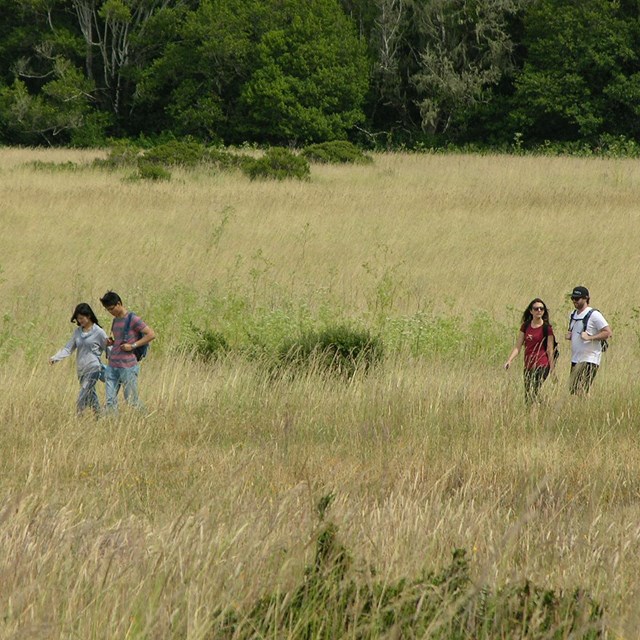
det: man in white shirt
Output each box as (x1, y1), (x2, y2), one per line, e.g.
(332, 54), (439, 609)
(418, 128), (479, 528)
(565, 286), (612, 395)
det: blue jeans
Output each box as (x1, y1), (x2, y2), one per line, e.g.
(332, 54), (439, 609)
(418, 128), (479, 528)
(105, 365), (142, 413)
(77, 370), (101, 415)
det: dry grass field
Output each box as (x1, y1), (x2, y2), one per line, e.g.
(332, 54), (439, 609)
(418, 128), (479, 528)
(1, 146), (640, 638)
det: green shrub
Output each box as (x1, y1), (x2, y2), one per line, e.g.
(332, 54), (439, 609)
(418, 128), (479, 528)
(188, 325), (229, 361)
(277, 325), (383, 377)
(142, 140), (207, 167)
(205, 146), (246, 170)
(241, 147), (310, 181)
(93, 141), (141, 169)
(130, 160), (172, 181)
(302, 140), (373, 164)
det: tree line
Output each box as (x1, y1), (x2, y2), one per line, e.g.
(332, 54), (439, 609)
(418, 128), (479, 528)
(1, 0), (640, 150)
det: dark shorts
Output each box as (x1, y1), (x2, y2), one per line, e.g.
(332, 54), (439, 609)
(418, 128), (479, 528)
(569, 362), (599, 395)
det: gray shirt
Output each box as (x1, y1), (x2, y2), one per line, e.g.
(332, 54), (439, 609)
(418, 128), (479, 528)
(51, 325), (108, 377)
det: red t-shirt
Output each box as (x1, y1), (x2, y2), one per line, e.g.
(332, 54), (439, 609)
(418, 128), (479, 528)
(520, 323), (553, 369)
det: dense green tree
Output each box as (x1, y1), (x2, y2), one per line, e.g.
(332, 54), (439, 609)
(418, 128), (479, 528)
(138, 0), (368, 144)
(238, 0), (369, 143)
(135, 0), (264, 140)
(0, 61), (108, 145)
(409, 0), (521, 136)
(511, 0), (640, 143)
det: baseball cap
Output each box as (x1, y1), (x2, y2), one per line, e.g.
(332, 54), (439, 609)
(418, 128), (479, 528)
(570, 286), (589, 299)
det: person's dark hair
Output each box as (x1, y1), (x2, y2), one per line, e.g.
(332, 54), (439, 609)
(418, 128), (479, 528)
(70, 302), (101, 327)
(521, 298), (550, 327)
(100, 291), (122, 308)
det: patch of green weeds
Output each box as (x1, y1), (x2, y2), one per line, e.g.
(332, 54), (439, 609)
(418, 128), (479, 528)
(186, 324), (229, 361)
(24, 160), (82, 172)
(276, 324), (383, 378)
(216, 508), (605, 639)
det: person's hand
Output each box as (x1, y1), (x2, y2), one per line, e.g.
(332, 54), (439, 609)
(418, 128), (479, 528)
(106, 336), (114, 346)
(49, 358), (55, 366)
(121, 343), (133, 352)
(504, 361), (511, 370)
(580, 331), (591, 341)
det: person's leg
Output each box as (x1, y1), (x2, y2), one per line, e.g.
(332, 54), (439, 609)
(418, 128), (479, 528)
(85, 370), (101, 415)
(524, 368), (535, 405)
(77, 371), (99, 414)
(581, 363), (598, 394)
(570, 362), (598, 395)
(121, 365), (143, 410)
(105, 366), (122, 414)
(531, 366), (549, 403)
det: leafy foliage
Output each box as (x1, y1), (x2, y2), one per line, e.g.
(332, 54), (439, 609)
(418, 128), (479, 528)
(277, 325), (383, 378)
(187, 325), (229, 361)
(510, 0), (640, 144)
(142, 139), (207, 167)
(241, 147), (310, 181)
(302, 140), (373, 164)
(132, 160), (171, 181)
(238, 0), (369, 143)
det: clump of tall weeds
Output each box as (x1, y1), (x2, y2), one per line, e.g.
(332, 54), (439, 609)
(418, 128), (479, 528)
(276, 325), (383, 378)
(215, 495), (605, 638)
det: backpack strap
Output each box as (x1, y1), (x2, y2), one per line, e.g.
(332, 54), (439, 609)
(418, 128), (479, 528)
(123, 311), (134, 342)
(569, 309), (596, 332)
(581, 309), (596, 332)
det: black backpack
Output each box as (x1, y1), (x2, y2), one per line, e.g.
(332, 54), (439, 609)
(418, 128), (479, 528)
(569, 309), (609, 352)
(112, 312), (149, 361)
(542, 323), (560, 363)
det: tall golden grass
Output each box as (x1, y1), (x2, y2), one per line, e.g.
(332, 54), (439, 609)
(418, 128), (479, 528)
(1, 147), (640, 637)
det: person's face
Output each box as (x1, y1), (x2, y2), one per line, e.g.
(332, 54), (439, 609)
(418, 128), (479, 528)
(571, 296), (587, 312)
(104, 302), (123, 317)
(76, 314), (92, 329)
(530, 302), (545, 318)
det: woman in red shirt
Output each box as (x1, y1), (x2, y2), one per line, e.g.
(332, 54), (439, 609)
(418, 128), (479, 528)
(504, 298), (555, 404)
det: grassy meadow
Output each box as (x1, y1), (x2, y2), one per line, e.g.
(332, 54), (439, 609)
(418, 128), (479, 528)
(1, 146), (640, 637)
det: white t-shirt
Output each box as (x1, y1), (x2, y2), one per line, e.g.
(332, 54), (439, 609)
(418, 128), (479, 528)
(568, 307), (609, 365)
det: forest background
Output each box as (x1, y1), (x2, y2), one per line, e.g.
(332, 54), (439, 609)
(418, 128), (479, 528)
(2, 0), (640, 152)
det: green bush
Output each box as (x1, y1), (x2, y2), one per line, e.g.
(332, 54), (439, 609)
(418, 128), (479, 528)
(142, 139), (207, 167)
(216, 523), (605, 639)
(277, 325), (383, 377)
(241, 147), (310, 181)
(205, 147), (246, 170)
(302, 140), (373, 164)
(188, 325), (229, 361)
(131, 160), (172, 181)
(93, 141), (141, 169)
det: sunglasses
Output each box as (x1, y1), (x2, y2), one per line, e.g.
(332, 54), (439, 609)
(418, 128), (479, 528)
(531, 306), (545, 311)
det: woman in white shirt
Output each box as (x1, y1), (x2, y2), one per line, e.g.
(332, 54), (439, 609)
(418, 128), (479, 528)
(50, 303), (108, 415)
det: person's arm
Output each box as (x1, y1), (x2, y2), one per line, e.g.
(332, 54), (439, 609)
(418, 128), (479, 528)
(580, 311), (612, 342)
(121, 322), (156, 352)
(49, 334), (77, 365)
(547, 329), (555, 372)
(504, 331), (525, 370)
(98, 328), (108, 353)
(580, 325), (612, 342)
